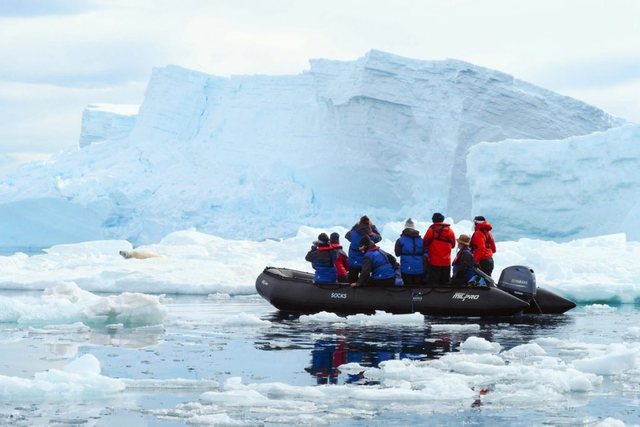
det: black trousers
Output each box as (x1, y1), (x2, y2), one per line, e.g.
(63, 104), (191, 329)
(347, 268), (361, 283)
(478, 257), (494, 277)
(428, 264), (451, 286)
(402, 273), (424, 286)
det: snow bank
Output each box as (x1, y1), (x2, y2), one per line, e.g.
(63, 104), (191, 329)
(0, 225), (639, 304)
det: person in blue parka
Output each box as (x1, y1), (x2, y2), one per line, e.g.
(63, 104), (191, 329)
(350, 236), (397, 287)
(305, 233), (337, 284)
(345, 215), (382, 283)
(394, 218), (425, 285)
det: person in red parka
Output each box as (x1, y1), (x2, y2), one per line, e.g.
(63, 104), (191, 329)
(423, 212), (456, 286)
(329, 232), (349, 282)
(470, 215), (497, 276)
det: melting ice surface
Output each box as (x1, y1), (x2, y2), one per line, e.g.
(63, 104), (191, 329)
(0, 225), (639, 425)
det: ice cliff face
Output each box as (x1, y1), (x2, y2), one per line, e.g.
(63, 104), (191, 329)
(79, 104), (138, 148)
(467, 124), (640, 241)
(0, 50), (626, 247)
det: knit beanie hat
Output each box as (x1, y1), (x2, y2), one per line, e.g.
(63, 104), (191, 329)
(404, 218), (415, 229)
(317, 233), (329, 244)
(329, 232), (340, 244)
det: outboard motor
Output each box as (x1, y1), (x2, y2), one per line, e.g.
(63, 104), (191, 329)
(497, 266), (537, 301)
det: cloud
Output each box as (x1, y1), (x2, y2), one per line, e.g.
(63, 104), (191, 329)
(1, 0), (639, 154)
(532, 56), (640, 90)
(0, 81), (146, 152)
(561, 79), (640, 123)
(0, 0), (102, 17)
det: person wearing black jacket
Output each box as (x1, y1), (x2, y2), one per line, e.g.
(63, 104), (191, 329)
(451, 234), (475, 286)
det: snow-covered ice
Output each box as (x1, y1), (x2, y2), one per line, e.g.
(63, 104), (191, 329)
(0, 223), (639, 305)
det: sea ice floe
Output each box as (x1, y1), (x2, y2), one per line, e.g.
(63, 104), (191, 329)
(0, 282), (166, 327)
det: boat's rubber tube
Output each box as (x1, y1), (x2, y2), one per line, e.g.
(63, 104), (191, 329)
(256, 267), (530, 316)
(525, 287), (577, 314)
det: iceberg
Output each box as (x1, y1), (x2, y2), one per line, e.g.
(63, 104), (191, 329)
(0, 50), (623, 248)
(468, 124), (640, 241)
(78, 103), (138, 148)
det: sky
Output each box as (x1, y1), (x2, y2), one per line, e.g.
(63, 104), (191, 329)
(0, 0), (638, 154)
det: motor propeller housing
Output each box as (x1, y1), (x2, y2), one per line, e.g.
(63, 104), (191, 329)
(497, 265), (537, 301)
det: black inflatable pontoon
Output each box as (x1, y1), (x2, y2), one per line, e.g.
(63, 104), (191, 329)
(256, 266), (576, 317)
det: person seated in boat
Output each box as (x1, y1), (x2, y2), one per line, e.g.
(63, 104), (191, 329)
(345, 215), (382, 283)
(423, 212), (456, 286)
(329, 232), (349, 283)
(470, 215), (497, 276)
(350, 236), (397, 288)
(394, 218), (425, 286)
(305, 233), (338, 284)
(451, 234), (475, 286)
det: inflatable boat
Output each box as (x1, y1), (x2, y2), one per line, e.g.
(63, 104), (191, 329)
(256, 266), (576, 317)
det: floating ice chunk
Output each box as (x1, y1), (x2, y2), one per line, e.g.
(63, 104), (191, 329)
(189, 413), (249, 426)
(595, 418), (627, 427)
(219, 313), (270, 327)
(0, 282), (166, 327)
(502, 343), (547, 360)
(459, 336), (502, 353)
(299, 311), (344, 323)
(300, 310), (424, 326)
(0, 354), (124, 400)
(572, 344), (638, 375)
(429, 323), (481, 332)
(585, 304), (617, 314)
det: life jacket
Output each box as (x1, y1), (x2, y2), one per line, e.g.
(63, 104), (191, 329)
(423, 223), (455, 267)
(346, 223), (380, 269)
(347, 228), (366, 268)
(470, 222), (496, 263)
(330, 243), (349, 278)
(365, 248), (396, 280)
(452, 247), (475, 282)
(398, 234), (424, 275)
(311, 245), (337, 284)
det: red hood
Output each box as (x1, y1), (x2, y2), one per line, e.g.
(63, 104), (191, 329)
(475, 222), (493, 232)
(432, 222), (451, 228)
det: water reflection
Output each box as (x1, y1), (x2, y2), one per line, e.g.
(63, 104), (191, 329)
(257, 312), (574, 385)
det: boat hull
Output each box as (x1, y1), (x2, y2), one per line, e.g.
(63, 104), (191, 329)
(256, 267), (531, 317)
(525, 287), (577, 314)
